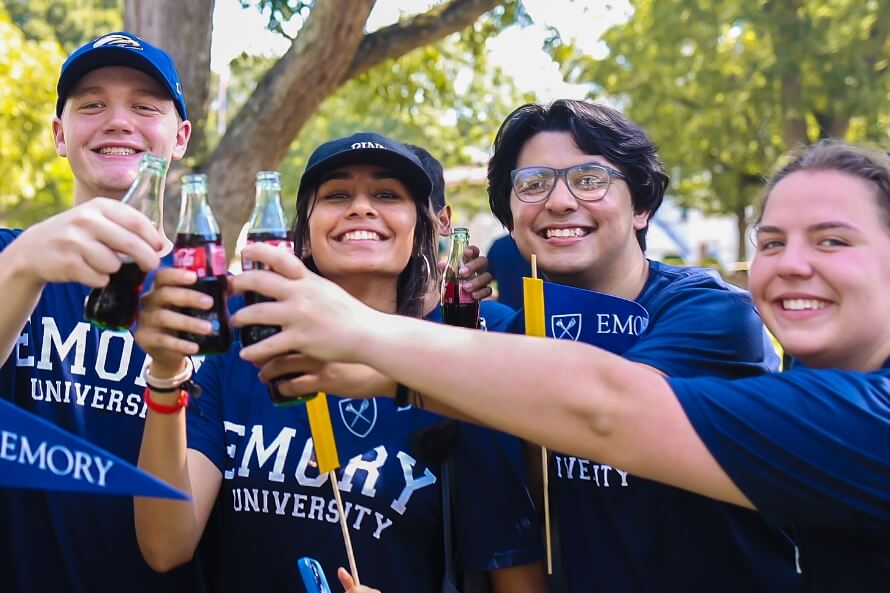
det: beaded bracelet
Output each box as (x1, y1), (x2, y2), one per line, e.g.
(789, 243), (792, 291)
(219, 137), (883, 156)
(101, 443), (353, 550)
(143, 358), (194, 393)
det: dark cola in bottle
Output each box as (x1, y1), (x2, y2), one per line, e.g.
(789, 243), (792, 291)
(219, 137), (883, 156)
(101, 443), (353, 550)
(241, 171), (294, 347)
(84, 153), (166, 331)
(441, 227), (479, 329)
(172, 174), (232, 355)
(240, 172), (316, 406)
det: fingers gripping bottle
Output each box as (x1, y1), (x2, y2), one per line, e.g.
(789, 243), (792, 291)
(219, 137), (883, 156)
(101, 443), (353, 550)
(440, 227), (480, 329)
(84, 153), (167, 331)
(241, 171), (294, 347)
(172, 174), (232, 355)
(239, 172), (315, 406)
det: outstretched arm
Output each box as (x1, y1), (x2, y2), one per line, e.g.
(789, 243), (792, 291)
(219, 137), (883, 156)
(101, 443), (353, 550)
(0, 198), (163, 362)
(230, 244), (751, 508)
(134, 267), (222, 571)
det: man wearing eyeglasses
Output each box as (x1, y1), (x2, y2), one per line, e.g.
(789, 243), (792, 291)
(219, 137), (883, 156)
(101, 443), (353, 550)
(486, 100), (796, 593)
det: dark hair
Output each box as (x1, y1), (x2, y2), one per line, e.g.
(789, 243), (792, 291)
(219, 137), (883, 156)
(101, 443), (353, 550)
(292, 166), (438, 318)
(757, 140), (890, 229)
(405, 144), (446, 211)
(401, 144), (460, 462)
(487, 99), (669, 251)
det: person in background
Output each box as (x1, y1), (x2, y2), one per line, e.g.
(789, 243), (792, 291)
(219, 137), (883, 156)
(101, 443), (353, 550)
(239, 100), (797, 593)
(0, 32), (205, 593)
(405, 143), (514, 330)
(134, 133), (546, 593)
(486, 234), (531, 310)
(233, 139), (890, 592)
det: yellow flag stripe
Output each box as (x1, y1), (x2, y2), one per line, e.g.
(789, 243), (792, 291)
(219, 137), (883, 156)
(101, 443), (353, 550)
(306, 392), (340, 473)
(523, 277), (546, 338)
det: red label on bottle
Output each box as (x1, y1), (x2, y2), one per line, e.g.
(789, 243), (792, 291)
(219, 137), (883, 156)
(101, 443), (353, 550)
(174, 244), (227, 277)
(174, 246), (207, 277)
(242, 239), (294, 271)
(442, 280), (475, 305)
(458, 284), (474, 304)
(209, 243), (227, 275)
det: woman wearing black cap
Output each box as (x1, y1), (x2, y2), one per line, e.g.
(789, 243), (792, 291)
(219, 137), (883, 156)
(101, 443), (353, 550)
(132, 133), (546, 593)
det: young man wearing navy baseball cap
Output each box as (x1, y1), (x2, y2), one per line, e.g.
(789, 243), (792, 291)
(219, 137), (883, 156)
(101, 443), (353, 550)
(0, 32), (202, 592)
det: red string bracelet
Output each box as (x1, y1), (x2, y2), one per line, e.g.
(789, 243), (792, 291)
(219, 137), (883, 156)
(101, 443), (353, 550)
(143, 387), (189, 414)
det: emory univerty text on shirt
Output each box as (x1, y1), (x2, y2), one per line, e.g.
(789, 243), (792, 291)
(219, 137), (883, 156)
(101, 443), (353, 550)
(17, 317), (205, 418)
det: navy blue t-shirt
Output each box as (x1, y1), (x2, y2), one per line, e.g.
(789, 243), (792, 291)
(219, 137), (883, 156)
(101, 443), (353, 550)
(672, 363), (890, 593)
(0, 229), (205, 593)
(186, 299), (539, 592)
(517, 261), (798, 593)
(486, 235), (532, 311)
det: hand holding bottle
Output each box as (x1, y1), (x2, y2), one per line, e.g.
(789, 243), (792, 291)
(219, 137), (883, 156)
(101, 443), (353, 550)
(440, 227), (480, 328)
(83, 154), (169, 330)
(241, 171), (294, 348)
(17, 197), (164, 289)
(171, 174), (232, 354)
(437, 242), (493, 301)
(231, 242), (383, 365)
(134, 266), (210, 373)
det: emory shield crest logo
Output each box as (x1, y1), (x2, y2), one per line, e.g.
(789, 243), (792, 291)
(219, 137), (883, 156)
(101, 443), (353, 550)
(551, 313), (582, 341)
(338, 399), (378, 438)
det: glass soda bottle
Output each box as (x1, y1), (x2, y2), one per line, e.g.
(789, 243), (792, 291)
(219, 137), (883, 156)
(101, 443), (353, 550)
(172, 173), (232, 355)
(84, 153), (167, 331)
(440, 227), (480, 329)
(241, 171), (294, 347)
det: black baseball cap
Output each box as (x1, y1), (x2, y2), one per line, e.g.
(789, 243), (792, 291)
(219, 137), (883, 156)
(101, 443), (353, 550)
(405, 144), (446, 211)
(298, 133), (432, 202)
(56, 31), (188, 120)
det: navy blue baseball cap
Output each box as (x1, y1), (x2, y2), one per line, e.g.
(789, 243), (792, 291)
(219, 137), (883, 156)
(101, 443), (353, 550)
(298, 133), (432, 203)
(405, 144), (446, 211)
(56, 32), (187, 120)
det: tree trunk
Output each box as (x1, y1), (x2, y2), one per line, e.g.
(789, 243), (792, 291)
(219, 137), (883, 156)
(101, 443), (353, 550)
(780, 74), (808, 147)
(124, 0), (216, 240)
(124, 0), (215, 162)
(203, 0), (502, 256)
(205, 0), (375, 256)
(124, 0), (504, 256)
(765, 0), (810, 148)
(735, 200), (749, 264)
(814, 113), (850, 140)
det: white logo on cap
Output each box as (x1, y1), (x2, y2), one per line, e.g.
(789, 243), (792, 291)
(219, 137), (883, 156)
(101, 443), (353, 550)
(351, 141), (386, 150)
(92, 34), (143, 50)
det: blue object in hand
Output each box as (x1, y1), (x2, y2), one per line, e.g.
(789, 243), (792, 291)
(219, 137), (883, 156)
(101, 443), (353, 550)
(297, 557), (332, 593)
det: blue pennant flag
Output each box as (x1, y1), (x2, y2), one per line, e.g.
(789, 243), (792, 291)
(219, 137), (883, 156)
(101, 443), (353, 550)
(542, 281), (649, 354)
(0, 398), (188, 499)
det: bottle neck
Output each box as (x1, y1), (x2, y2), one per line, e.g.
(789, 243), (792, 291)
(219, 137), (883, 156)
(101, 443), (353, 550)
(122, 169), (165, 222)
(177, 190), (219, 238)
(445, 235), (469, 278)
(248, 186), (288, 234)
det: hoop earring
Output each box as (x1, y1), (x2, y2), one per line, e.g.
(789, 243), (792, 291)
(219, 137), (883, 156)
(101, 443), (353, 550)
(418, 252), (433, 282)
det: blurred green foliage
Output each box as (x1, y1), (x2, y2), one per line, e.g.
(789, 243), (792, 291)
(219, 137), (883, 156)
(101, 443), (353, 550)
(0, 6), (74, 227)
(5, 0), (122, 52)
(210, 10), (535, 219)
(553, 0), (889, 235)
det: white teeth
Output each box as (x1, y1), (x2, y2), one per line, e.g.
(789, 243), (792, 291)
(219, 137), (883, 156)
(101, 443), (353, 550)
(341, 230), (381, 241)
(782, 299), (827, 311)
(545, 227), (587, 239)
(98, 147), (137, 156)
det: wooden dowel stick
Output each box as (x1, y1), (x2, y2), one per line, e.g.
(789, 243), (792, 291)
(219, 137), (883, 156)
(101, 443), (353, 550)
(330, 471), (359, 585)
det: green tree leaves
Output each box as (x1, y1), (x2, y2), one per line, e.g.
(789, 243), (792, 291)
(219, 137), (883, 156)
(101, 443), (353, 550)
(558, 0), (889, 259)
(0, 7), (73, 227)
